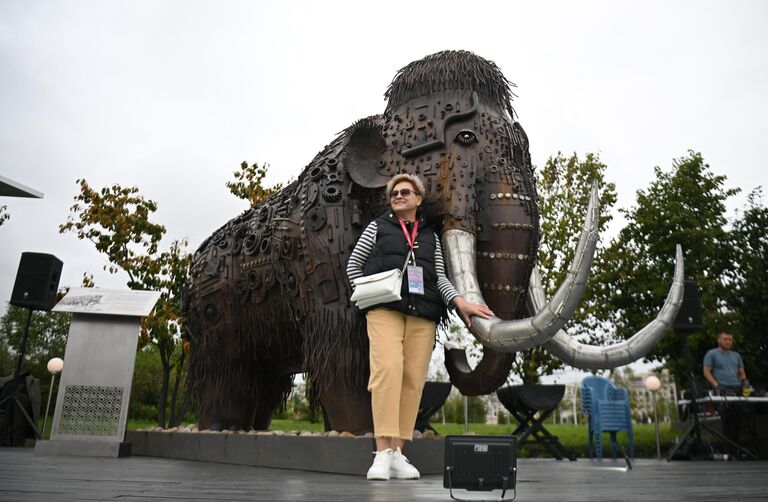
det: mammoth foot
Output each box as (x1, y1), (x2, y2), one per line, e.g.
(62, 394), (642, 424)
(197, 373), (294, 431)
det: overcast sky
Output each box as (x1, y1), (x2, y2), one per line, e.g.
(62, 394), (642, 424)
(2, 1), (767, 377)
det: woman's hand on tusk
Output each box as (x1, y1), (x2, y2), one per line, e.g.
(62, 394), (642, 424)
(453, 296), (494, 328)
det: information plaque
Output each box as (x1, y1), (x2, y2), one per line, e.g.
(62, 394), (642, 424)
(36, 287), (160, 458)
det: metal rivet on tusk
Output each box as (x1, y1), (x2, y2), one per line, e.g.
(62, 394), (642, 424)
(518, 254), (525, 260)
(504, 285), (511, 292)
(499, 223), (507, 229)
(497, 192), (504, 199)
(505, 193), (511, 199)
(489, 252), (496, 259)
(490, 194), (496, 200)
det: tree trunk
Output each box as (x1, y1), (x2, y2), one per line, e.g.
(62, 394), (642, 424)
(157, 339), (172, 428)
(169, 349), (186, 426)
(171, 381), (193, 428)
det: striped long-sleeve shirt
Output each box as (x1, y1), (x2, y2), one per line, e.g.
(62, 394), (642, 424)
(346, 220), (460, 306)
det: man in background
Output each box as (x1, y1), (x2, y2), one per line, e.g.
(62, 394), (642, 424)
(703, 332), (747, 394)
(703, 331), (748, 450)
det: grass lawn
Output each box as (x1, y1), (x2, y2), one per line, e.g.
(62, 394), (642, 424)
(126, 418), (677, 458)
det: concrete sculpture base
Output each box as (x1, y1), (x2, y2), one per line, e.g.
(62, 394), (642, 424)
(126, 431), (445, 475)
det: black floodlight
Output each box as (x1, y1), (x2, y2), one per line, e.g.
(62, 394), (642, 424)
(443, 435), (517, 501)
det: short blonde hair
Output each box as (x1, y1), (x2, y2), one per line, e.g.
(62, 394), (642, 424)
(386, 173), (426, 198)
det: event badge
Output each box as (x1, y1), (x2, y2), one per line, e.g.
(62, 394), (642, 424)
(407, 265), (425, 295)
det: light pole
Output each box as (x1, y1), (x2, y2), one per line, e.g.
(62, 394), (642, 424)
(42, 357), (64, 437)
(463, 395), (469, 433)
(644, 375), (662, 459)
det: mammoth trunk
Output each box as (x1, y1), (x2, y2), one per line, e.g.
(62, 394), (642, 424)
(442, 155), (540, 395)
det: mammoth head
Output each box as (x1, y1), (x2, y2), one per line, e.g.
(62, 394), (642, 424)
(346, 50), (538, 236)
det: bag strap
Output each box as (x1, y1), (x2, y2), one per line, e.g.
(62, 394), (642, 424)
(400, 250), (414, 274)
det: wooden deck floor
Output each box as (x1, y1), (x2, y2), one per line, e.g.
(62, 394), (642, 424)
(1, 447), (767, 501)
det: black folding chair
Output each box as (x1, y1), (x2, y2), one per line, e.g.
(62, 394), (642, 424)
(415, 381), (452, 434)
(497, 384), (576, 461)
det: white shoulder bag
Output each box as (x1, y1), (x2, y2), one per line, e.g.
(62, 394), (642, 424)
(350, 252), (412, 309)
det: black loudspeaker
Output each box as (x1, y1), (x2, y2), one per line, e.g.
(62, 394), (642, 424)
(9, 252), (63, 311)
(444, 435), (517, 500)
(673, 279), (703, 333)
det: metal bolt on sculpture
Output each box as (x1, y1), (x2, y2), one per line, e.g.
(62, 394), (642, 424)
(183, 50), (684, 434)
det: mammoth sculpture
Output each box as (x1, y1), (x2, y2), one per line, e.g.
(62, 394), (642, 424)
(184, 50), (684, 433)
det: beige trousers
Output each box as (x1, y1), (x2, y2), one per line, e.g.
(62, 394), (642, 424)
(366, 308), (436, 440)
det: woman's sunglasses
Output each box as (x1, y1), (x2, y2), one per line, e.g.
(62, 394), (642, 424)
(390, 188), (418, 199)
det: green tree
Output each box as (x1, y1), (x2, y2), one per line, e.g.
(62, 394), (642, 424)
(443, 394), (487, 423)
(727, 188), (768, 385)
(0, 331), (12, 375)
(226, 161), (284, 207)
(59, 179), (192, 428)
(129, 345), (162, 420)
(274, 380), (316, 422)
(0, 305), (70, 375)
(601, 151), (739, 386)
(511, 152), (618, 384)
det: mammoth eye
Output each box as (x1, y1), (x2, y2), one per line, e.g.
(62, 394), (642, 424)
(455, 129), (478, 145)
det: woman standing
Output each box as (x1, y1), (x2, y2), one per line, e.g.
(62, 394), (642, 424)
(346, 173), (493, 480)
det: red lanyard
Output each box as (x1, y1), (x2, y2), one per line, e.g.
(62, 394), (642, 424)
(398, 218), (419, 251)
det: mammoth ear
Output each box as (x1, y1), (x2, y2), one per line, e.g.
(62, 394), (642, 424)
(343, 116), (390, 188)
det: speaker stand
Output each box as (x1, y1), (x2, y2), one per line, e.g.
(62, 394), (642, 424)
(14, 309), (33, 380)
(0, 377), (42, 443)
(1, 308), (42, 444)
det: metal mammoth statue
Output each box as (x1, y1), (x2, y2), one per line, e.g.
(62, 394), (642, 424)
(183, 50), (684, 433)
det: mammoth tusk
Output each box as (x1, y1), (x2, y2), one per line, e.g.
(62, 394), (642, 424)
(442, 182), (600, 352)
(540, 244), (685, 369)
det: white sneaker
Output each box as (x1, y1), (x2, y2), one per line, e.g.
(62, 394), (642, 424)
(390, 447), (420, 479)
(366, 449), (393, 480)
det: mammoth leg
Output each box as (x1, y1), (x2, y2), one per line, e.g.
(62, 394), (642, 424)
(197, 370), (293, 431)
(197, 384), (255, 431)
(318, 384), (373, 435)
(304, 309), (373, 434)
(252, 372), (295, 430)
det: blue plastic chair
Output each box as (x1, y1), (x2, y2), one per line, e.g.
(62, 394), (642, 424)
(581, 375), (634, 459)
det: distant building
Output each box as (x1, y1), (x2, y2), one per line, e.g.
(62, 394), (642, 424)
(626, 370), (677, 423)
(485, 392), (500, 424)
(555, 383), (581, 425)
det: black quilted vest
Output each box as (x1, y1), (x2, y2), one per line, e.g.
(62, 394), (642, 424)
(362, 212), (445, 322)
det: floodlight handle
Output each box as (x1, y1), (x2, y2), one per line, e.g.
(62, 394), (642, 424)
(446, 465), (518, 502)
